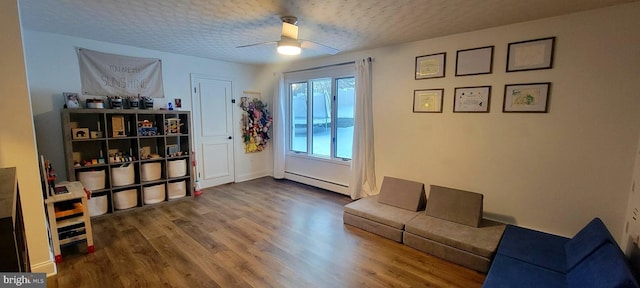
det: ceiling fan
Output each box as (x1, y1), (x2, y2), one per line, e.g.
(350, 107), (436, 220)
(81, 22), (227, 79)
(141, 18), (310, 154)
(236, 16), (340, 56)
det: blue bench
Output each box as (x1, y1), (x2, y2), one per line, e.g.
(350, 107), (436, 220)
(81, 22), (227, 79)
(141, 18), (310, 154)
(483, 218), (638, 288)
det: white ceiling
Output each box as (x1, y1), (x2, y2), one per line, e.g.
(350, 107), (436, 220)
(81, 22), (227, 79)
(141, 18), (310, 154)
(18, 0), (637, 65)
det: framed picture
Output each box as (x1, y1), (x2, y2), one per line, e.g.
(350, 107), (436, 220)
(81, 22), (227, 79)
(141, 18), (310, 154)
(454, 86), (491, 113)
(413, 89), (444, 113)
(71, 128), (90, 140)
(456, 46), (494, 76)
(503, 83), (551, 113)
(64, 92), (80, 108)
(174, 98), (182, 109)
(415, 52), (446, 79)
(507, 37), (555, 72)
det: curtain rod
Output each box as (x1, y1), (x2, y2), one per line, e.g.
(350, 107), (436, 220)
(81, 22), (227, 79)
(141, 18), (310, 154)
(284, 57), (372, 74)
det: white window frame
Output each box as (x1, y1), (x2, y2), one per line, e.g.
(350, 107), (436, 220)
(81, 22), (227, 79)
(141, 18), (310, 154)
(284, 63), (355, 164)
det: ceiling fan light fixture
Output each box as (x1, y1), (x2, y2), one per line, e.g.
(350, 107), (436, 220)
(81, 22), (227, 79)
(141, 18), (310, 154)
(277, 40), (301, 55)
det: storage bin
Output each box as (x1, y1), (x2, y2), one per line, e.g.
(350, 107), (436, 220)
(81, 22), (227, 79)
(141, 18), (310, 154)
(113, 189), (137, 210)
(141, 162), (162, 181)
(111, 164), (135, 187)
(167, 159), (187, 178)
(87, 195), (108, 216)
(143, 184), (165, 204)
(77, 170), (106, 191)
(168, 181), (186, 199)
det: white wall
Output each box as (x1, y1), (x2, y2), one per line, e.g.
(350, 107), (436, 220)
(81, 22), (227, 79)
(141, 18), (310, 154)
(23, 31), (272, 184)
(0, 0), (54, 274)
(262, 2), (640, 242)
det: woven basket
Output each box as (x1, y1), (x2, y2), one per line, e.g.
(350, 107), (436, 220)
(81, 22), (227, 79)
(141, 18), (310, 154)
(141, 162), (162, 181)
(143, 184), (166, 204)
(113, 189), (137, 210)
(167, 159), (187, 178)
(77, 170), (105, 191)
(168, 181), (186, 199)
(111, 164), (135, 187)
(87, 195), (108, 216)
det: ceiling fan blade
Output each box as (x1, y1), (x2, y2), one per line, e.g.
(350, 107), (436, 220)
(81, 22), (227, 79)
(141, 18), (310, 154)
(236, 41), (277, 49)
(301, 40), (340, 55)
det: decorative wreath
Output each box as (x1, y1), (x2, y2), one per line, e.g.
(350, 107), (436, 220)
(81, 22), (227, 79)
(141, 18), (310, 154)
(240, 97), (273, 153)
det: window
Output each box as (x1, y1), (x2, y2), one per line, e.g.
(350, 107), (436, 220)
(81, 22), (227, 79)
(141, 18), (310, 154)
(286, 65), (355, 161)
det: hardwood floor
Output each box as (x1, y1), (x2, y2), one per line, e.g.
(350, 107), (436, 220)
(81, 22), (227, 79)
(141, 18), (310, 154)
(47, 177), (485, 287)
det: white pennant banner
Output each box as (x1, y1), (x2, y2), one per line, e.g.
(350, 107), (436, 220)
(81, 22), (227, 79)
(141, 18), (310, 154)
(78, 48), (164, 97)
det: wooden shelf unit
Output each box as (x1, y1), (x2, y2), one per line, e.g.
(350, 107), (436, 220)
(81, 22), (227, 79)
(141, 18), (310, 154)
(61, 109), (193, 217)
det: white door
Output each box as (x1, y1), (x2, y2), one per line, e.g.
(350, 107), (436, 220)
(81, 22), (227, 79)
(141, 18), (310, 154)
(191, 75), (235, 188)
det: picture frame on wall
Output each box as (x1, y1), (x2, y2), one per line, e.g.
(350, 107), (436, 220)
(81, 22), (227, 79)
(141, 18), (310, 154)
(503, 82), (551, 113)
(506, 37), (555, 72)
(413, 89), (444, 113)
(415, 52), (446, 79)
(455, 46), (494, 76)
(453, 86), (491, 113)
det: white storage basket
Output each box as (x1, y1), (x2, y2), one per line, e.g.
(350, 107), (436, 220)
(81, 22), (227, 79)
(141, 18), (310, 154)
(167, 159), (187, 178)
(143, 184), (165, 204)
(87, 195), (108, 216)
(77, 170), (106, 191)
(141, 162), (162, 181)
(168, 180), (186, 199)
(113, 189), (137, 210)
(111, 164), (135, 187)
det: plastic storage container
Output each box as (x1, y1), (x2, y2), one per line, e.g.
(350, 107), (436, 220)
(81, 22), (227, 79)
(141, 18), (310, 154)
(167, 159), (187, 178)
(143, 184), (165, 204)
(87, 194), (108, 216)
(168, 180), (186, 199)
(111, 164), (135, 187)
(113, 189), (137, 210)
(77, 170), (106, 191)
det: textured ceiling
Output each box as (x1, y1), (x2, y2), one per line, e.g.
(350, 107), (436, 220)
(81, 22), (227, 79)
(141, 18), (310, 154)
(18, 0), (637, 65)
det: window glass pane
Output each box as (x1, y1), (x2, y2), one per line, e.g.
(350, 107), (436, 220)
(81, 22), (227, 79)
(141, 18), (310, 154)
(290, 82), (307, 153)
(336, 77), (355, 159)
(311, 78), (332, 157)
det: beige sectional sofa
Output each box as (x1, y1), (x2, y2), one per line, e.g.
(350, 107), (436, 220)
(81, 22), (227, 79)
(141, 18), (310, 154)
(343, 179), (506, 273)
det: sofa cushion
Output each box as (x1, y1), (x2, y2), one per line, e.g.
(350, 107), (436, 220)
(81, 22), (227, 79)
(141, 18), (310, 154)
(426, 185), (483, 227)
(483, 254), (565, 288)
(343, 212), (404, 242)
(497, 218), (618, 273)
(567, 242), (639, 288)
(564, 217), (616, 270)
(403, 232), (494, 272)
(344, 195), (420, 229)
(377, 176), (426, 211)
(496, 224), (569, 273)
(405, 214), (505, 258)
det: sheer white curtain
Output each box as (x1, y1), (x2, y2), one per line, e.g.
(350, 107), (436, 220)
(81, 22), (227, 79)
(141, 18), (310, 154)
(349, 58), (377, 199)
(273, 73), (286, 179)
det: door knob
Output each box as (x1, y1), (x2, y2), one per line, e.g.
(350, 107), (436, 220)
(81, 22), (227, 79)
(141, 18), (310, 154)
(228, 136), (232, 139)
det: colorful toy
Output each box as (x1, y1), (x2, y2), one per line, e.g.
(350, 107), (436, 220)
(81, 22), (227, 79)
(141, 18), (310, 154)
(240, 97), (273, 153)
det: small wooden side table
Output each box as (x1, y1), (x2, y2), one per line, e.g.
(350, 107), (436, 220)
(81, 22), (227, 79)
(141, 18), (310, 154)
(45, 181), (94, 263)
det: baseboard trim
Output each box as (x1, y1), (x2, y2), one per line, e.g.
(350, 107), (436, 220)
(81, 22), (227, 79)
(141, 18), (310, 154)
(284, 172), (349, 195)
(236, 170), (272, 183)
(31, 259), (56, 276)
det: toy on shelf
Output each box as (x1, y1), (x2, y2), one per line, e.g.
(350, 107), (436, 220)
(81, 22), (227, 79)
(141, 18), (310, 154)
(137, 120), (158, 136)
(240, 97), (273, 153)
